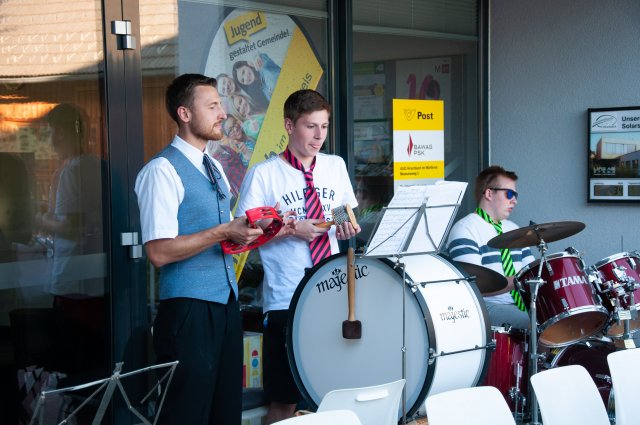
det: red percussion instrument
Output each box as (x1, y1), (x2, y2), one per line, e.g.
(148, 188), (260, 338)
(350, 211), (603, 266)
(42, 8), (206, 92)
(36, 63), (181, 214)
(220, 206), (283, 254)
(544, 338), (616, 420)
(515, 250), (609, 347)
(482, 326), (528, 416)
(590, 251), (640, 338)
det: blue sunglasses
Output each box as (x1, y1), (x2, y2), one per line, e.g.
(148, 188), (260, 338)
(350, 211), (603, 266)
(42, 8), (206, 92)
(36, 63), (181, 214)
(490, 187), (518, 200)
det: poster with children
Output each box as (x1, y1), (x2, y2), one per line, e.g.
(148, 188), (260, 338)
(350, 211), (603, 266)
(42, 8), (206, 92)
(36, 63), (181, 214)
(204, 10), (323, 206)
(204, 9), (324, 276)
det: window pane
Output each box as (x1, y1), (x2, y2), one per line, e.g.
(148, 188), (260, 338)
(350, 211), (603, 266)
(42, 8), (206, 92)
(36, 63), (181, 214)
(352, 2), (479, 249)
(0, 0), (108, 422)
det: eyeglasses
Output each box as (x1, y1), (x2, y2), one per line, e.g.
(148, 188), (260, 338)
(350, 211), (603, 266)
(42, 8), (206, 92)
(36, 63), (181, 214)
(489, 187), (518, 200)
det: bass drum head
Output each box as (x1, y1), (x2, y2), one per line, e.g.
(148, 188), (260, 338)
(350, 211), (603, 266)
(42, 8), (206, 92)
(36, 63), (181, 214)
(287, 253), (431, 418)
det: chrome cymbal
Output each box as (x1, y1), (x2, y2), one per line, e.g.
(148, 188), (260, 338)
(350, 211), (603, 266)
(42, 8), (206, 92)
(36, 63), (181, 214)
(488, 221), (586, 249)
(454, 261), (508, 294)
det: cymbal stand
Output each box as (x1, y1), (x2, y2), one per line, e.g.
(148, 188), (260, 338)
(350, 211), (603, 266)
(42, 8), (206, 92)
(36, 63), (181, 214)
(526, 238), (548, 425)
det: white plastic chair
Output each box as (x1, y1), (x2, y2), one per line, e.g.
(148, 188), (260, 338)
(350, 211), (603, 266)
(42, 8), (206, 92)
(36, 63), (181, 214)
(425, 386), (516, 425)
(273, 410), (362, 425)
(530, 364), (611, 425)
(607, 347), (640, 425)
(316, 379), (405, 425)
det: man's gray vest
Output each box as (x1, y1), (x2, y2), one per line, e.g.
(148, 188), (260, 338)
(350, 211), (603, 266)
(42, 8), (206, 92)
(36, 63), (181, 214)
(156, 145), (236, 303)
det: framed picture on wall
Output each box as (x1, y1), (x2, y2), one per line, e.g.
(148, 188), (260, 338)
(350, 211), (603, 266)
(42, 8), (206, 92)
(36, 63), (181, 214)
(588, 106), (640, 202)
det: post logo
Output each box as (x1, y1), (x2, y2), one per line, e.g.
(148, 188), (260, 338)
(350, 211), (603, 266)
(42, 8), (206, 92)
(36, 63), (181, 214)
(403, 109), (416, 121)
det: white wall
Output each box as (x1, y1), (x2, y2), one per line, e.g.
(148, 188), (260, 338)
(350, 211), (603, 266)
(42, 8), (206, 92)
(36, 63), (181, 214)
(489, 0), (640, 265)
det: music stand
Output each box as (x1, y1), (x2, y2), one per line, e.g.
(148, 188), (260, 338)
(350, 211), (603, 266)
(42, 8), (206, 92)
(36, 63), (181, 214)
(362, 181), (467, 424)
(28, 360), (179, 425)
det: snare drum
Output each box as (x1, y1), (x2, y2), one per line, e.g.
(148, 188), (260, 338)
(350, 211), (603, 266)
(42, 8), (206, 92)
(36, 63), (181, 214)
(482, 326), (528, 415)
(515, 251), (609, 347)
(544, 338), (616, 420)
(590, 252), (640, 338)
(287, 253), (490, 419)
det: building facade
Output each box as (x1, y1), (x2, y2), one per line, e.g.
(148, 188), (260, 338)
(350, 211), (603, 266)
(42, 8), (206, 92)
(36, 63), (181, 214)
(1, 0), (639, 423)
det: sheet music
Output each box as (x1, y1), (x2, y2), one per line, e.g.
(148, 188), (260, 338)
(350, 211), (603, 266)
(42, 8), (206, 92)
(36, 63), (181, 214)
(364, 181), (467, 257)
(388, 185), (429, 208)
(421, 180), (467, 249)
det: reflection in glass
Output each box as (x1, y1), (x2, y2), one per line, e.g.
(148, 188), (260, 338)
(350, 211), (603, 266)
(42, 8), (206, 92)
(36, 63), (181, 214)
(0, 0), (108, 420)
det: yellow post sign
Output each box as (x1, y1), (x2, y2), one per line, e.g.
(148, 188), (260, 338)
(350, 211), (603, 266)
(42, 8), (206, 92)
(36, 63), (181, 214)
(392, 99), (444, 188)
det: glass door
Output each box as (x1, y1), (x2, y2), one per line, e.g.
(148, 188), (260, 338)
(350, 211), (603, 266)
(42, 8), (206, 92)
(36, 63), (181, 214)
(0, 0), (145, 423)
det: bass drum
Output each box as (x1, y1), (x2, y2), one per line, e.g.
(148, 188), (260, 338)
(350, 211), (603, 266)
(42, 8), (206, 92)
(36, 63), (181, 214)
(287, 253), (490, 419)
(544, 338), (616, 422)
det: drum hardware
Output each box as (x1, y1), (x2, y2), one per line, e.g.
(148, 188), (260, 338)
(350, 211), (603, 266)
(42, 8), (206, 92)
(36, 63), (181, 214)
(427, 342), (495, 365)
(404, 277), (469, 288)
(565, 246), (586, 269)
(523, 234), (549, 425)
(525, 274), (545, 425)
(590, 252), (640, 345)
(509, 387), (527, 421)
(594, 373), (612, 384)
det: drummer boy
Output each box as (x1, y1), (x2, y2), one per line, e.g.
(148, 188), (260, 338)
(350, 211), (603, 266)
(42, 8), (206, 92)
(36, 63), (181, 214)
(446, 165), (535, 329)
(235, 89), (360, 423)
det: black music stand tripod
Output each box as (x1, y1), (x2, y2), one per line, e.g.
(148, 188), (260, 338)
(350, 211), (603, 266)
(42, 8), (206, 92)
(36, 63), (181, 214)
(363, 184), (465, 425)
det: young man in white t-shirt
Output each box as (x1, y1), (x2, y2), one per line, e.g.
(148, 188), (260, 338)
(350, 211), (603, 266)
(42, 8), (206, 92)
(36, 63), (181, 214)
(236, 89), (361, 423)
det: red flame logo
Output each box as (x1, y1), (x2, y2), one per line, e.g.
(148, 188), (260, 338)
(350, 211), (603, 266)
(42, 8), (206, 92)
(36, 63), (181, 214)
(407, 135), (414, 156)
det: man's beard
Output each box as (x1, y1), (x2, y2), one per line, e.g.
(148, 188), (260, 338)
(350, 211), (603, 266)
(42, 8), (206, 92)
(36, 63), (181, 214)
(195, 123), (223, 141)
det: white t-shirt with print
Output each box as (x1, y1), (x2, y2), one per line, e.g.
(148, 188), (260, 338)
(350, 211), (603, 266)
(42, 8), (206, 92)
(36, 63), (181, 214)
(236, 153), (358, 313)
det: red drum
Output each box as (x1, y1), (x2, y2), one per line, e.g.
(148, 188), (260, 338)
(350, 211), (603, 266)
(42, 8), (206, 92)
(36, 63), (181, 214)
(590, 252), (640, 338)
(544, 338), (616, 420)
(482, 326), (528, 416)
(515, 251), (609, 347)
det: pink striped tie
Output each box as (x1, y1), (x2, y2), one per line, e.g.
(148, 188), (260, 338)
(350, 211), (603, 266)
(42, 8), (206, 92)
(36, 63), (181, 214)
(284, 148), (331, 265)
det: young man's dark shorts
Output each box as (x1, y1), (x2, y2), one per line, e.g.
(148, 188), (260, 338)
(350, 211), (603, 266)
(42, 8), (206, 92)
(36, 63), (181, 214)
(263, 309), (301, 404)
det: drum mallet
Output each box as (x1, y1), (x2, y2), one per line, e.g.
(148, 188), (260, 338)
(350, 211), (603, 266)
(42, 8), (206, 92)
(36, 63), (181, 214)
(314, 204), (358, 229)
(342, 247), (362, 339)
